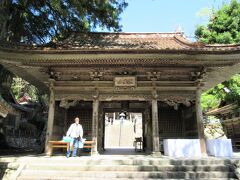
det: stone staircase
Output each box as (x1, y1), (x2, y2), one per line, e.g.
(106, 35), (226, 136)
(16, 157), (239, 179)
(0, 161), (19, 180)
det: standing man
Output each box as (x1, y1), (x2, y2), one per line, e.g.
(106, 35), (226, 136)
(66, 117), (83, 157)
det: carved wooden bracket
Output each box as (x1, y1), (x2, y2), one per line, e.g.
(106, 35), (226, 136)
(147, 72), (161, 81)
(48, 78), (55, 90)
(90, 71), (103, 81)
(93, 90), (99, 100)
(59, 99), (78, 109)
(190, 67), (207, 81)
(163, 97), (192, 109)
(152, 89), (158, 99)
(46, 68), (62, 80)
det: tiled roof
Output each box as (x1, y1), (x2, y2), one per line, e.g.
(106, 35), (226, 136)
(0, 95), (32, 117)
(1, 32), (240, 53)
(54, 32), (192, 50)
(206, 103), (238, 116)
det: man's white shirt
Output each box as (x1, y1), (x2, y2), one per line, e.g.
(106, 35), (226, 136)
(67, 123), (83, 138)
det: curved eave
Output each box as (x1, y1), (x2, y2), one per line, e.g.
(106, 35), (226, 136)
(206, 103), (238, 116)
(1, 49), (240, 66)
(1, 47), (240, 55)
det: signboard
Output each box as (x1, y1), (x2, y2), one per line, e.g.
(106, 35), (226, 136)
(114, 76), (136, 87)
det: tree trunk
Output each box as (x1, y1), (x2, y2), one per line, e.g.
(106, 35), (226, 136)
(0, 0), (10, 41)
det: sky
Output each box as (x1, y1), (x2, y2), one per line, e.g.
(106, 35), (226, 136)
(119, 0), (232, 40)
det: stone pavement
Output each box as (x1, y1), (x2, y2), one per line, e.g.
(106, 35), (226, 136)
(1, 150), (240, 180)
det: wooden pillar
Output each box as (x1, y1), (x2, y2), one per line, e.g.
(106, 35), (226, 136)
(91, 99), (99, 155)
(196, 87), (207, 155)
(97, 102), (104, 152)
(64, 108), (68, 133)
(144, 104), (152, 153)
(152, 99), (161, 155)
(113, 113), (116, 121)
(45, 79), (55, 155)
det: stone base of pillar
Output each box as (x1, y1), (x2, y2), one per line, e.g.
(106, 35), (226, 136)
(151, 151), (162, 157)
(201, 153), (208, 157)
(45, 140), (51, 156)
(45, 152), (51, 157)
(200, 138), (207, 155)
(91, 151), (99, 156)
(98, 148), (104, 153)
(145, 149), (152, 154)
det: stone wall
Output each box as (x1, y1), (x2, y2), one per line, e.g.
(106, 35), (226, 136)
(204, 123), (226, 139)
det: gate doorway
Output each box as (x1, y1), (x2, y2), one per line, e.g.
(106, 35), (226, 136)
(104, 112), (143, 149)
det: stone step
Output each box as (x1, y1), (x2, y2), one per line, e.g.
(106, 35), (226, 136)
(17, 177), (238, 180)
(19, 170), (237, 179)
(26, 164), (232, 172)
(23, 159), (234, 166)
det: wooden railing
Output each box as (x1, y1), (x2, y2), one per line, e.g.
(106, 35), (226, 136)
(48, 140), (94, 156)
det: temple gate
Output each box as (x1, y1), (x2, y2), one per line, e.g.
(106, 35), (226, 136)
(1, 32), (240, 155)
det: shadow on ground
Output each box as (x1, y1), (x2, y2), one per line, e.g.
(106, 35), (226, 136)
(101, 148), (146, 155)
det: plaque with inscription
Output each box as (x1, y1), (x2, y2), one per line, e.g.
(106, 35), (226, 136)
(114, 76), (136, 87)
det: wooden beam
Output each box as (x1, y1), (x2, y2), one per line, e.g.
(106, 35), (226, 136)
(55, 81), (113, 86)
(54, 93), (195, 101)
(54, 80), (195, 86)
(51, 66), (200, 72)
(223, 117), (240, 124)
(53, 86), (197, 92)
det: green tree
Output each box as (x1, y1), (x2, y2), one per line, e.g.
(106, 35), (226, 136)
(195, 0), (240, 111)
(201, 75), (240, 111)
(0, 0), (127, 43)
(0, 65), (43, 104)
(0, 0), (127, 105)
(195, 0), (240, 44)
(11, 77), (39, 102)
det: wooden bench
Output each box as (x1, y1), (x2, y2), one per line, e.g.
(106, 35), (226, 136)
(49, 140), (94, 156)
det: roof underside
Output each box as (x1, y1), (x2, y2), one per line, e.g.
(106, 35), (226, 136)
(0, 32), (240, 95)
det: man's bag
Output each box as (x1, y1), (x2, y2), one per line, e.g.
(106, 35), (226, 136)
(63, 136), (72, 142)
(78, 138), (86, 148)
